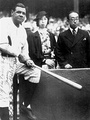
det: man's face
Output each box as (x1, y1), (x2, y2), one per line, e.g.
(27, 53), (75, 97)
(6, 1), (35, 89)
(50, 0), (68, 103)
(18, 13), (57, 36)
(69, 12), (79, 29)
(12, 6), (26, 25)
(38, 16), (48, 28)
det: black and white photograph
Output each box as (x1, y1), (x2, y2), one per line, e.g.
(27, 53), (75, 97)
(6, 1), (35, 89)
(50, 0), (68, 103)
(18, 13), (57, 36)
(0, 0), (90, 120)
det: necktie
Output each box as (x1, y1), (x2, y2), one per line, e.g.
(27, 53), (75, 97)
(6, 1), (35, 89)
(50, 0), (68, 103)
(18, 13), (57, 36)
(72, 29), (76, 36)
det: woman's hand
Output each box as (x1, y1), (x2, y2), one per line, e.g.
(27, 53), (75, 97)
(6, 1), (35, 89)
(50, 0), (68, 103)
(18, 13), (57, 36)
(45, 59), (55, 68)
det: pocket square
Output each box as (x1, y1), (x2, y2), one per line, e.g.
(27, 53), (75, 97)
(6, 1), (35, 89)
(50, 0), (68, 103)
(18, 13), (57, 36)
(83, 38), (86, 41)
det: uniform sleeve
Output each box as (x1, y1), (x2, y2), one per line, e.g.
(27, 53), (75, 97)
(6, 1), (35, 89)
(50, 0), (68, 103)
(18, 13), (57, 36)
(0, 18), (9, 44)
(0, 18), (20, 56)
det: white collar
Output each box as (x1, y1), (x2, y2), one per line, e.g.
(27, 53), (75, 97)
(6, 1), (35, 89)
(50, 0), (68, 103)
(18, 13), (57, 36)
(70, 27), (78, 34)
(38, 28), (49, 36)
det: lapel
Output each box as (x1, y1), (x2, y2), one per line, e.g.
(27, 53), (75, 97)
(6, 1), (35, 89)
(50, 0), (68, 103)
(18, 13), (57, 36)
(71, 29), (84, 47)
(34, 31), (42, 53)
(34, 31), (41, 39)
(64, 29), (75, 48)
(64, 29), (84, 49)
(34, 31), (42, 45)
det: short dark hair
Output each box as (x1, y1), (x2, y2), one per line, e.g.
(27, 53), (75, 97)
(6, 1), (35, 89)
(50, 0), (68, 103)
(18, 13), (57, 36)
(67, 11), (79, 20)
(35, 11), (48, 26)
(11, 3), (29, 20)
(12, 3), (26, 11)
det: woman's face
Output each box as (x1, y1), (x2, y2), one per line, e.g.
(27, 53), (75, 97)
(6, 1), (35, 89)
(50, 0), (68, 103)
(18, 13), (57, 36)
(38, 16), (48, 28)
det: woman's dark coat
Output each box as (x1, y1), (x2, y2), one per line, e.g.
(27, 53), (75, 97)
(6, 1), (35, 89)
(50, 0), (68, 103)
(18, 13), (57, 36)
(27, 31), (56, 67)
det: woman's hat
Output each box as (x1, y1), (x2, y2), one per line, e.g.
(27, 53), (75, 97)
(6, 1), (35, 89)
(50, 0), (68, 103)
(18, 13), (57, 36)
(35, 11), (47, 20)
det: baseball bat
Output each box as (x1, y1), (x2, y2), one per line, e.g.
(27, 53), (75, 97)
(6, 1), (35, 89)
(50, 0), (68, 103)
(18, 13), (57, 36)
(34, 65), (82, 90)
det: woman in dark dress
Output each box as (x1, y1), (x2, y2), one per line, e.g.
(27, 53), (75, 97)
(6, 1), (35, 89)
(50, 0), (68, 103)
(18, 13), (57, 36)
(27, 11), (56, 69)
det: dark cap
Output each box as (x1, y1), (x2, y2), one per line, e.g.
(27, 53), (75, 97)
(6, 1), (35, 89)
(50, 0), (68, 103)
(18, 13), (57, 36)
(35, 11), (47, 20)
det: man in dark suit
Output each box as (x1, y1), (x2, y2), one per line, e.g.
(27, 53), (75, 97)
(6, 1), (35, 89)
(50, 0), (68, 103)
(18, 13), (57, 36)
(55, 11), (90, 68)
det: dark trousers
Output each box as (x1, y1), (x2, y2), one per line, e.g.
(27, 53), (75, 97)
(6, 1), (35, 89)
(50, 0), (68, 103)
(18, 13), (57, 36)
(24, 81), (37, 107)
(0, 107), (9, 120)
(19, 75), (38, 107)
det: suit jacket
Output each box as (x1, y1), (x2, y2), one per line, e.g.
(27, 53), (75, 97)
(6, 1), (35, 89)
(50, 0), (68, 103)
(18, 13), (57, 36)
(27, 31), (56, 67)
(55, 28), (90, 68)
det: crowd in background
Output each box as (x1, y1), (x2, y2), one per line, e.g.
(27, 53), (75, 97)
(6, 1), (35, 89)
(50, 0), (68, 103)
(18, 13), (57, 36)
(0, 11), (90, 37)
(22, 13), (90, 36)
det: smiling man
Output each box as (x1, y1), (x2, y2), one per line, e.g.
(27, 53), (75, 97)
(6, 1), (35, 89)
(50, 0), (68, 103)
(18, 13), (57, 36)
(12, 4), (26, 26)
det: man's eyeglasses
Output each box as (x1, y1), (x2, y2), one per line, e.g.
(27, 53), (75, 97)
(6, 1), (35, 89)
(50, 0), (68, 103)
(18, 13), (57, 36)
(70, 17), (79, 21)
